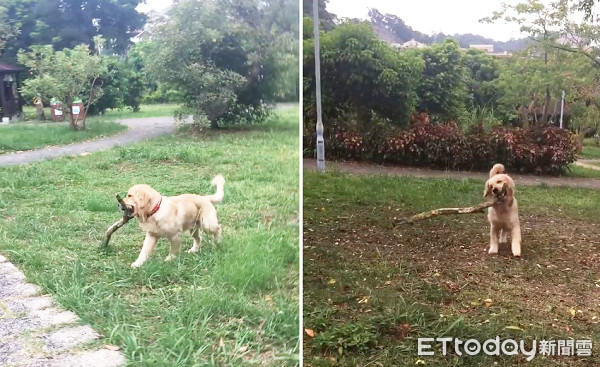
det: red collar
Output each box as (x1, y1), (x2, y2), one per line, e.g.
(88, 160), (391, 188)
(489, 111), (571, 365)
(148, 197), (162, 217)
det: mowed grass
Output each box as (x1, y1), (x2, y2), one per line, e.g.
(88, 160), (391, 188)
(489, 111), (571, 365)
(0, 117), (126, 154)
(0, 107), (299, 366)
(581, 138), (600, 160)
(22, 103), (178, 120)
(303, 171), (600, 366)
(1, 104), (178, 155)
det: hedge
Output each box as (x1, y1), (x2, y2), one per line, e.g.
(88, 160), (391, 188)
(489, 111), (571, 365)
(303, 113), (577, 174)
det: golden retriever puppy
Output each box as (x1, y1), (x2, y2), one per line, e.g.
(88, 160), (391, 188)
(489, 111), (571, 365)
(123, 175), (225, 268)
(484, 164), (521, 257)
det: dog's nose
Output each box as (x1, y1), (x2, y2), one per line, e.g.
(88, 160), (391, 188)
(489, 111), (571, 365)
(492, 187), (499, 194)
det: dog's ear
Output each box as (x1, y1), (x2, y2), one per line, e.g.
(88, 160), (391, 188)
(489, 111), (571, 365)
(133, 188), (151, 222)
(483, 180), (492, 198)
(505, 178), (515, 204)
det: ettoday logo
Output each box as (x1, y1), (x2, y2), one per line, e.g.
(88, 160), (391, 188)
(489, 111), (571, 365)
(418, 337), (593, 361)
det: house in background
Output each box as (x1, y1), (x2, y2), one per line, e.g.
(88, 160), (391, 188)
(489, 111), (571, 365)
(401, 39), (427, 49)
(0, 62), (24, 121)
(469, 44), (494, 53)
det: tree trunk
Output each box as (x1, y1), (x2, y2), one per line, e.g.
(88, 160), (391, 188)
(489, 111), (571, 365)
(211, 120), (219, 129)
(69, 113), (78, 131)
(575, 127), (585, 154)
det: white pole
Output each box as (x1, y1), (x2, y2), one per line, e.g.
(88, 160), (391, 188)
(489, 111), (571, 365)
(560, 90), (565, 129)
(313, 0), (325, 171)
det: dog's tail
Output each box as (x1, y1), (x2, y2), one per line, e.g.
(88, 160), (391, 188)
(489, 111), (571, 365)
(209, 174), (225, 204)
(489, 163), (506, 178)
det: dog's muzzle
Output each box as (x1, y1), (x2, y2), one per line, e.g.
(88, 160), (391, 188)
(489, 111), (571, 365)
(119, 202), (135, 217)
(492, 186), (507, 200)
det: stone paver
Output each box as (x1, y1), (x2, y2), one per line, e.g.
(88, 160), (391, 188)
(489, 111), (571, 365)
(0, 255), (124, 366)
(304, 158), (600, 190)
(0, 116), (177, 166)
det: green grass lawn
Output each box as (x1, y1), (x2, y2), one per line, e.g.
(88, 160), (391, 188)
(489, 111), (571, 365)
(0, 107), (299, 366)
(303, 171), (599, 366)
(0, 104), (178, 155)
(22, 103), (178, 121)
(0, 118), (127, 154)
(580, 145), (600, 160)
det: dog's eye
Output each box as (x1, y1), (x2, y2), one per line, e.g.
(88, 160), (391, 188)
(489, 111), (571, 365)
(127, 194), (132, 197)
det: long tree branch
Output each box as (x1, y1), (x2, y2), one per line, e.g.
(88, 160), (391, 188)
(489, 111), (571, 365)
(528, 35), (600, 68)
(395, 199), (501, 225)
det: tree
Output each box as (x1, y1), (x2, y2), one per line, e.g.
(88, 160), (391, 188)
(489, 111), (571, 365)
(303, 22), (424, 128)
(462, 49), (500, 110)
(87, 56), (145, 115)
(1, 0), (146, 61)
(147, 0), (298, 128)
(0, 4), (18, 55)
(303, 0), (336, 30)
(417, 39), (468, 121)
(483, 0), (600, 131)
(18, 40), (108, 130)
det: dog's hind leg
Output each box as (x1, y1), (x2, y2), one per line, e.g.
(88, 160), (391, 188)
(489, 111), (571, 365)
(214, 224), (222, 243)
(188, 229), (202, 254)
(165, 234), (182, 262)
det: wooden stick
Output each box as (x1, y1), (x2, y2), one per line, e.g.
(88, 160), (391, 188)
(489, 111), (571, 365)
(395, 199), (500, 225)
(101, 194), (133, 248)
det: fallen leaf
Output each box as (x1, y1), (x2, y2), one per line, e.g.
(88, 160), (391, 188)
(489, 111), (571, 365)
(568, 308), (576, 318)
(505, 325), (524, 332)
(328, 278), (336, 285)
(357, 296), (370, 304)
(218, 337), (225, 347)
(264, 295), (272, 302)
(305, 328), (315, 338)
(237, 346), (249, 353)
(415, 359), (426, 365)
(483, 298), (493, 307)
(103, 344), (120, 351)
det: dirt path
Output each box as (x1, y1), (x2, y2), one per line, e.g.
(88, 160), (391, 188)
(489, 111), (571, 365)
(0, 116), (177, 166)
(304, 158), (600, 190)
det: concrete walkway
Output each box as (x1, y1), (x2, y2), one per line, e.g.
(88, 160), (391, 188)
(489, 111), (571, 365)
(0, 255), (124, 367)
(574, 159), (600, 171)
(304, 158), (600, 190)
(0, 116), (176, 166)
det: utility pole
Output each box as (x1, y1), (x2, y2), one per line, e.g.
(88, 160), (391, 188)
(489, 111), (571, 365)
(559, 90), (565, 129)
(313, 0), (325, 171)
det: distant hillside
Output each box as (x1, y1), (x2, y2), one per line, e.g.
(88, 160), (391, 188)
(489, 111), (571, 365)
(368, 9), (530, 52)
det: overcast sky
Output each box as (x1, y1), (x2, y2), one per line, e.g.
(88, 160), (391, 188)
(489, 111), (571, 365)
(136, 0), (173, 14)
(326, 0), (528, 42)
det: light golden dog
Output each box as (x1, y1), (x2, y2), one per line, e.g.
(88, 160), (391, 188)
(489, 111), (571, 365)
(483, 164), (521, 257)
(123, 175), (225, 268)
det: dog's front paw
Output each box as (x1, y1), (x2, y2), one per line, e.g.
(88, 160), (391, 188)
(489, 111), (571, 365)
(131, 261), (142, 268)
(164, 254), (177, 262)
(512, 250), (521, 257)
(488, 246), (498, 254)
(187, 247), (199, 254)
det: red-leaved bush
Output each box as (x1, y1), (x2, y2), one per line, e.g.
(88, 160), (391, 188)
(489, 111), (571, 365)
(303, 112), (577, 174)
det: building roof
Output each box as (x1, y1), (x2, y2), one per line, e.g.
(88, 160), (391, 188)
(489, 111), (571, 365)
(0, 62), (24, 72)
(402, 39), (427, 49)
